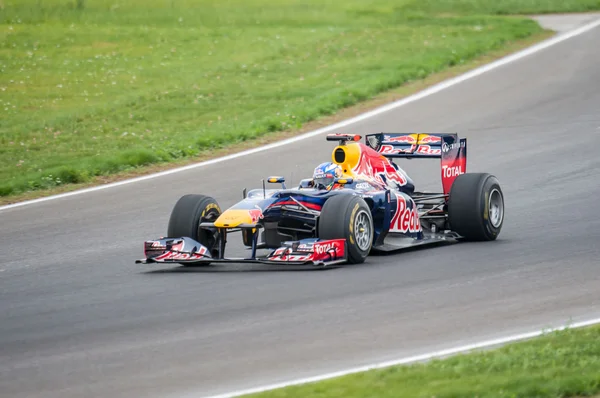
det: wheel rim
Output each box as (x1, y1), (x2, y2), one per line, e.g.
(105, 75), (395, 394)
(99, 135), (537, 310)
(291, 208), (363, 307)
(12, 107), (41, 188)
(354, 210), (372, 251)
(488, 188), (504, 228)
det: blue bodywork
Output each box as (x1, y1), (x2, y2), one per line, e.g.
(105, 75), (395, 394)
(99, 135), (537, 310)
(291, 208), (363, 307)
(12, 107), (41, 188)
(229, 175), (423, 251)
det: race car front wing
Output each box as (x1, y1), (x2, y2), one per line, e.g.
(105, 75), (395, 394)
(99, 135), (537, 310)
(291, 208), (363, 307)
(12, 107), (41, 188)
(135, 236), (348, 267)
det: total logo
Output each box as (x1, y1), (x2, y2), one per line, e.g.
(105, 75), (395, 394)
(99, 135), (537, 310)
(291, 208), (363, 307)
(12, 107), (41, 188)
(442, 165), (464, 178)
(390, 193), (422, 234)
(314, 242), (337, 255)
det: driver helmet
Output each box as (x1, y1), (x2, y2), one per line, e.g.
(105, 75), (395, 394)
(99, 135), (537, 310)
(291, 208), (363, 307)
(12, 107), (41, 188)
(312, 162), (343, 190)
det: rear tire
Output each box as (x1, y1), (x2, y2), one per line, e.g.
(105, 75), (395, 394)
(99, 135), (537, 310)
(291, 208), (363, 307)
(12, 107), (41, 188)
(448, 173), (504, 241)
(167, 194), (222, 263)
(318, 194), (373, 264)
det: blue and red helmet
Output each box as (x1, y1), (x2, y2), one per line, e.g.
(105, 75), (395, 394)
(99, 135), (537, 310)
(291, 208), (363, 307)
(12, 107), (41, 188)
(312, 162), (343, 190)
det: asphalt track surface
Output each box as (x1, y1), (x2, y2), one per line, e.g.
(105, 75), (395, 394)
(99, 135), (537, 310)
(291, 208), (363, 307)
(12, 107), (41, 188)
(2, 21), (600, 398)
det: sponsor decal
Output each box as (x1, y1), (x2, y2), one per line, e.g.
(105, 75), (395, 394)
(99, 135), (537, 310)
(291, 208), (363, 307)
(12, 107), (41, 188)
(267, 240), (345, 262)
(355, 182), (372, 190)
(442, 165), (463, 178)
(442, 142), (461, 153)
(155, 246), (208, 261)
(314, 242), (336, 255)
(379, 144), (416, 155)
(415, 145), (441, 155)
(384, 135), (416, 144)
(441, 137), (467, 195)
(267, 247), (312, 262)
(418, 135), (442, 144)
(296, 243), (315, 251)
(352, 147), (408, 189)
(390, 193), (422, 234)
(248, 207), (264, 224)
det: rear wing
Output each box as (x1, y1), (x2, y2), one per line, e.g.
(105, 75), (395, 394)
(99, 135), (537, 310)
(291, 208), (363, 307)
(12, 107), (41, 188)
(365, 133), (455, 158)
(364, 133), (467, 195)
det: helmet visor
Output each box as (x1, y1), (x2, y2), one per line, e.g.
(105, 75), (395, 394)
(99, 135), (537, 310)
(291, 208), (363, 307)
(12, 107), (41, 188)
(314, 175), (335, 189)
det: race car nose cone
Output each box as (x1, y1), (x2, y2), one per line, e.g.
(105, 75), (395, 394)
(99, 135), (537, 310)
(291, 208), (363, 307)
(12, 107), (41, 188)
(214, 208), (263, 228)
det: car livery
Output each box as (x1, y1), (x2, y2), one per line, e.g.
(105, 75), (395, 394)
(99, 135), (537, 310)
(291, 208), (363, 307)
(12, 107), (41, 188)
(136, 132), (504, 268)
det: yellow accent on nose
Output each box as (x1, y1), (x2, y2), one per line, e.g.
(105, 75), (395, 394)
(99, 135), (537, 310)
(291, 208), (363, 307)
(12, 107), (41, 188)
(214, 209), (253, 228)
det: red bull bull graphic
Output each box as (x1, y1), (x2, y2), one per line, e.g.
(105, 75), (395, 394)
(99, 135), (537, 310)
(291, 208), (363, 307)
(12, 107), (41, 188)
(248, 208), (264, 224)
(383, 134), (417, 144)
(418, 135), (442, 144)
(351, 146), (408, 189)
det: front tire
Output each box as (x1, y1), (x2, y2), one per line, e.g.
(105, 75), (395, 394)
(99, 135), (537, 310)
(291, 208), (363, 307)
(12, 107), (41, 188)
(318, 194), (373, 264)
(167, 194), (222, 262)
(448, 173), (504, 241)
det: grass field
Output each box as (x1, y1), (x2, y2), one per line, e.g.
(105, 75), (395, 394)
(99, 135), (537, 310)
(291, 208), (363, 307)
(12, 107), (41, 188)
(245, 324), (600, 398)
(1, 0), (600, 197)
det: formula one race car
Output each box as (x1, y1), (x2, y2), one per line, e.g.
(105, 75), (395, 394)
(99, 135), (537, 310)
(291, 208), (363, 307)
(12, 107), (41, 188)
(136, 132), (504, 267)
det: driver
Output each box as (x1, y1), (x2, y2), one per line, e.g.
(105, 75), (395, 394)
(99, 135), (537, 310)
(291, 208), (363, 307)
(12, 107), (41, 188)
(312, 162), (344, 190)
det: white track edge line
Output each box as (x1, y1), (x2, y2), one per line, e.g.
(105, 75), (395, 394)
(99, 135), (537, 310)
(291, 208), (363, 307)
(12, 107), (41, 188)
(2, 17), (600, 213)
(202, 317), (600, 398)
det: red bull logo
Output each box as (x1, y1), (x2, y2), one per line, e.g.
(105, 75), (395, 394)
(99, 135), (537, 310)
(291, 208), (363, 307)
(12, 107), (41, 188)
(379, 144), (416, 155)
(352, 148), (408, 188)
(248, 208), (263, 224)
(418, 135), (442, 144)
(390, 193), (422, 234)
(384, 134), (417, 144)
(416, 145), (441, 155)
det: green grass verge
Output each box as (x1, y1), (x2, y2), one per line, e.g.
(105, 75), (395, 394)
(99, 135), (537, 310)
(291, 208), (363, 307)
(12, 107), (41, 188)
(1, 0), (599, 197)
(245, 324), (600, 398)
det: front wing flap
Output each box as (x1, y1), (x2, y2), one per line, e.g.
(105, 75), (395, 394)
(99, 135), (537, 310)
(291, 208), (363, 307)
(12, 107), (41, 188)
(135, 237), (348, 267)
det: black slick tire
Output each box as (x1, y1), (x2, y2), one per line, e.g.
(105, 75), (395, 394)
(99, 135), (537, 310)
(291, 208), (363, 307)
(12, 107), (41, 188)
(318, 194), (373, 264)
(167, 194), (222, 262)
(448, 173), (504, 241)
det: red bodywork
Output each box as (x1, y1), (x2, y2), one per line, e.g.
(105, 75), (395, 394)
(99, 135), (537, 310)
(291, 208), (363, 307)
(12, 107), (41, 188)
(267, 239), (346, 262)
(351, 144), (409, 189)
